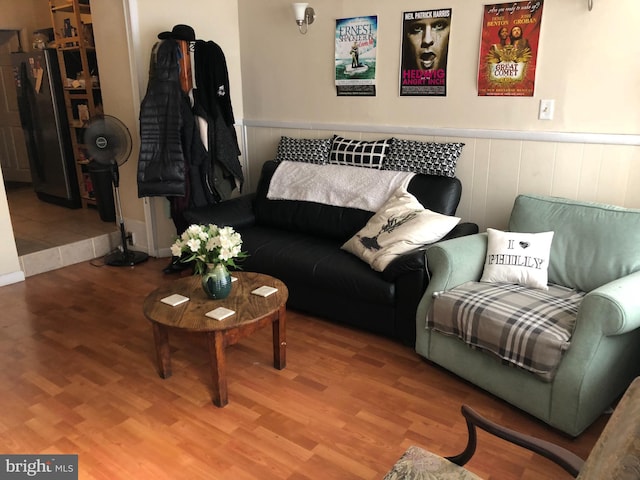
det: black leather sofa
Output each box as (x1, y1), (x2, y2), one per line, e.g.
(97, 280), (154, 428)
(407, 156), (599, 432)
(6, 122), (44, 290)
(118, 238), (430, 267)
(184, 160), (478, 345)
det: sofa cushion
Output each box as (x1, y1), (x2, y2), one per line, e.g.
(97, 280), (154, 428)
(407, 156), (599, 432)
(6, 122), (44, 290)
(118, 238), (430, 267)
(329, 135), (391, 169)
(238, 226), (396, 305)
(342, 188), (460, 272)
(275, 136), (331, 164)
(509, 195), (640, 292)
(383, 138), (464, 178)
(480, 228), (554, 290)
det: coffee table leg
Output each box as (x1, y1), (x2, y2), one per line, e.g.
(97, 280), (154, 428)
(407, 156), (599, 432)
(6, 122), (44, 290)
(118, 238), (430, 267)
(273, 306), (287, 370)
(207, 331), (228, 407)
(152, 322), (172, 379)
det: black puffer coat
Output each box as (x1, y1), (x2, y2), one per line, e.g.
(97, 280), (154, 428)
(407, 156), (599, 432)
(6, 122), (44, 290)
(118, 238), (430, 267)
(137, 39), (189, 197)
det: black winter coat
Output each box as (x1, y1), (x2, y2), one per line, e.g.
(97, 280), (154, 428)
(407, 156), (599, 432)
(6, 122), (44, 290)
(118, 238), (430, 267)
(137, 39), (188, 198)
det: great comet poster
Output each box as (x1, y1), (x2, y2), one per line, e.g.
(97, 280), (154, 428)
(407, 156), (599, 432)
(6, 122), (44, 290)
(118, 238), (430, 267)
(477, 1), (544, 96)
(400, 8), (452, 97)
(335, 16), (378, 96)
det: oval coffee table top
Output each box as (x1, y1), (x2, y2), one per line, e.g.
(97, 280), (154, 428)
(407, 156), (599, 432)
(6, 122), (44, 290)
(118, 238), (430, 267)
(143, 271), (288, 333)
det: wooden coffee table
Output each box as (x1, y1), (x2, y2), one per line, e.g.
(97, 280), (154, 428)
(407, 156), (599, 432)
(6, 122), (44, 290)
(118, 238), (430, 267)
(143, 271), (288, 407)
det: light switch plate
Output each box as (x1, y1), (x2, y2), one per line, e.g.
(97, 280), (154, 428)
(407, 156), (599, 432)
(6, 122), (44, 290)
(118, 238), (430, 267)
(539, 99), (555, 120)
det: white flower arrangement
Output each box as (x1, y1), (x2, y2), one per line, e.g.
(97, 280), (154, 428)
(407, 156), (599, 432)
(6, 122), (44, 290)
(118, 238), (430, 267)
(170, 224), (247, 275)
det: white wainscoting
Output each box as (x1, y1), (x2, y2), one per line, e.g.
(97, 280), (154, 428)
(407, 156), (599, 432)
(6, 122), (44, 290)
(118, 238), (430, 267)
(242, 121), (640, 232)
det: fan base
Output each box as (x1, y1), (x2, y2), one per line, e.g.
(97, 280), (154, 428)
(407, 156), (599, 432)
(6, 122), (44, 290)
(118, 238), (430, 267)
(105, 250), (149, 267)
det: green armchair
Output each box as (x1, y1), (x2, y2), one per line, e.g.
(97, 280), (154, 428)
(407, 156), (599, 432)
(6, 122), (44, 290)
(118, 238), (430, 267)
(415, 194), (640, 436)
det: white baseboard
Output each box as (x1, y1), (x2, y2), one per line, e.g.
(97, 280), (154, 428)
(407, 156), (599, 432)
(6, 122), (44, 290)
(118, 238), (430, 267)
(0, 270), (26, 286)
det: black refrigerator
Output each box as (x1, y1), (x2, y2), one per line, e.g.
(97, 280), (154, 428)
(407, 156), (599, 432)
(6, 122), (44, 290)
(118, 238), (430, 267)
(11, 49), (80, 208)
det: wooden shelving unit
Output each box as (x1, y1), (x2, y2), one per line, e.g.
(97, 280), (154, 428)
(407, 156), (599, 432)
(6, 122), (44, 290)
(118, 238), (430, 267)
(48, 0), (102, 208)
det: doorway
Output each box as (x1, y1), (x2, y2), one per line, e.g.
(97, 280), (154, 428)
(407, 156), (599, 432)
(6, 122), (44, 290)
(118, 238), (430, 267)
(0, 18), (116, 258)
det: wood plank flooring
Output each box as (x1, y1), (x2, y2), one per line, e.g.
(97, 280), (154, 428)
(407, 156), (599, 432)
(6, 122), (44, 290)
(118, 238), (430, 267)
(0, 258), (608, 479)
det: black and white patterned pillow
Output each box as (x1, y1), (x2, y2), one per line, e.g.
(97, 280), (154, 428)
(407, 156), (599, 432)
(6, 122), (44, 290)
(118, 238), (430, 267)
(382, 138), (464, 178)
(275, 136), (332, 164)
(329, 135), (391, 169)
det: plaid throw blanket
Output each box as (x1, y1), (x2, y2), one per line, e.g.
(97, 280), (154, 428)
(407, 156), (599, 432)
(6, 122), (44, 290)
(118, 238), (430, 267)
(428, 282), (584, 381)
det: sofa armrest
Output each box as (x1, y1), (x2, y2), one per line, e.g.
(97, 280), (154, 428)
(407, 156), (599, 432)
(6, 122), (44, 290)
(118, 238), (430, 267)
(441, 222), (479, 241)
(382, 249), (426, 282)
(580, 270), (640, 336)
(381, 223), (479, 282)
(183, 194), (257, 229)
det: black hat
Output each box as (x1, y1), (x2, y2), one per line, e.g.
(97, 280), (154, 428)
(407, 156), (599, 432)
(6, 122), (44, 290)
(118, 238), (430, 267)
(158, 24), (195, 42)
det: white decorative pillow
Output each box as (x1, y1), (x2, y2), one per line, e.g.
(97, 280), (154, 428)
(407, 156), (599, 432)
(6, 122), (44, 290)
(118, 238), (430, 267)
(275, 136), (332, 164)
(342, 188), (460, 272)
(329, 135), (391, 169)
(480, 228), (554, 290)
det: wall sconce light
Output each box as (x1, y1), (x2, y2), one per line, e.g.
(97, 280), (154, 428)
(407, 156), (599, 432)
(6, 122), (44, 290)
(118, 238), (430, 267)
(292, 3), (315, 34)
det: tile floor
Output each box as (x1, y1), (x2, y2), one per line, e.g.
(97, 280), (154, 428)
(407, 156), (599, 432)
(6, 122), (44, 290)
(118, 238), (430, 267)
(5, 182), (119, 277)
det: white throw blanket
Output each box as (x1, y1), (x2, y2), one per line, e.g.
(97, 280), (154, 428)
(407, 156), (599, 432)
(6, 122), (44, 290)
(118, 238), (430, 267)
(267, 161), (415, 212)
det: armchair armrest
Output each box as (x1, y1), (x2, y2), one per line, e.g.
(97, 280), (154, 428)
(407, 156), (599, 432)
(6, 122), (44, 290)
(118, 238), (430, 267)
(581, 270), (640, 336)
(183, 194), (257, 229)
(448, 405), (584, 477)
(425, 233), (488, 293)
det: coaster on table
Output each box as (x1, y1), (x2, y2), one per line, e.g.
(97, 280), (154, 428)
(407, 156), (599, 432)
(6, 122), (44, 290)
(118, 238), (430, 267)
(251, 286), (278, 297)
(160, 293), (189, 306)
(205, 307), (236, 321)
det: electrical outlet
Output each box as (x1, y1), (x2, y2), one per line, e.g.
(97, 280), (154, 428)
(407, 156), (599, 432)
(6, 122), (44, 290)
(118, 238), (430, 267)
(539, 99), (555, 120)
(127, 232), (135, 246)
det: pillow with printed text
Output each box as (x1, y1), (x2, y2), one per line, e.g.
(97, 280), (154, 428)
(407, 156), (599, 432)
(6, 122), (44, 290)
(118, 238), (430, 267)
(480, 228), (554, 290)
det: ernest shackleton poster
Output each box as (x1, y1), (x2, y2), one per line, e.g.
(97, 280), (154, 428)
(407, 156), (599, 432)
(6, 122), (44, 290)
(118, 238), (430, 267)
(335, 16), (378, 96)
(400, 8), (452, 96)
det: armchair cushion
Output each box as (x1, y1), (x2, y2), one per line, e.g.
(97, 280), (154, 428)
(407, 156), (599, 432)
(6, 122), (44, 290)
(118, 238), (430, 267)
(480, 228), (554, 290)
(509, 195), (640, 292)
(429, 281), (583, 381)
(383, 446), (482, 480)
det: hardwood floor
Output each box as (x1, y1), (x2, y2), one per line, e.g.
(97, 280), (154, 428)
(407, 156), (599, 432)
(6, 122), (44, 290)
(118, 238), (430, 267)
(0, 258), (607, 479)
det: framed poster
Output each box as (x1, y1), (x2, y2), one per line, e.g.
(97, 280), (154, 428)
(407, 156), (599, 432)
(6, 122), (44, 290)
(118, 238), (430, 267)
(335, 16), (378, 96)
(400, 8), (452, 97)
(477, 1), (544, 96)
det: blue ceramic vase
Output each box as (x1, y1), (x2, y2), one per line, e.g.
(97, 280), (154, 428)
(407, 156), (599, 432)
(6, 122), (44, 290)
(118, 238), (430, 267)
(201, 263), (232, 299)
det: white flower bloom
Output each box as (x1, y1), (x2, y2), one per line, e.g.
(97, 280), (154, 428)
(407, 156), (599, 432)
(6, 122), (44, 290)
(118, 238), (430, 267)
(186, 238), (201, 253)
(170, 224), (245, 273)
(170, 242), (183, 257)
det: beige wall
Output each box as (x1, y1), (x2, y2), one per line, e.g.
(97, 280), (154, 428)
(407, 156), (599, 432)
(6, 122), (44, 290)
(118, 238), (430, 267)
(238, 0), (640, 135)
(236, 0), (640, 234)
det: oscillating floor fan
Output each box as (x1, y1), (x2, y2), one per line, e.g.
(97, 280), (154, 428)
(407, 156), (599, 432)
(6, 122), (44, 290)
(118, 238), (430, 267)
(83, 115), (149, 267)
